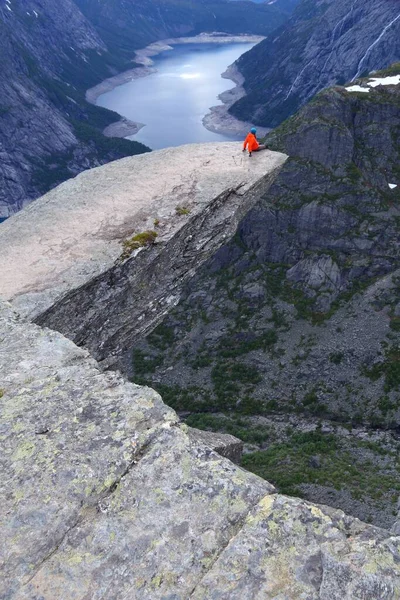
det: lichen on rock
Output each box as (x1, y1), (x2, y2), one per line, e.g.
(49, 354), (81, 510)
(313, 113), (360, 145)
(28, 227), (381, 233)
(0, 299), (399, 598)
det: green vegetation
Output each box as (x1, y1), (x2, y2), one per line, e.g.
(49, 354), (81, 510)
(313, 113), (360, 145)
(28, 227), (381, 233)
(329, 352), (344, 365)
(217, 329), (278, 358)
(211, 360), (262, 410)
(148, 324), (176, 351)
(175, 206), (191, 216)
(362, 345), (400, 392)
(143, 381), (211, 413)
(242, 430), (400, 499)
(132, 349), (162, 376)
(185, 413), (270, 445)
(72, 120), (149, 160)
(121, 230), (157, 259)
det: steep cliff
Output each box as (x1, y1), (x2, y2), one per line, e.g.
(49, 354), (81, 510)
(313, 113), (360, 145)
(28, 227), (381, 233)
(0, 0), (287, 217)
(1, 299), (399, 598)
(129, 68), (400, 527)
(230, 0), (400, 126)
(0, 0), (149, 218)
(0, 142), (287, 368)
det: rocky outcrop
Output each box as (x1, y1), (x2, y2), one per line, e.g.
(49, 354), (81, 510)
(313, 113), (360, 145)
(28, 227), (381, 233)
(1, 299), (399, 598)
(0, 142), (287, 369)
(230, 0), (400, 126)
(187, 426), (243, 464)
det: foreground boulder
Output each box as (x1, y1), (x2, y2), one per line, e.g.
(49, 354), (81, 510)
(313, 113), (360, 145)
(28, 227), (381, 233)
(0, 300), (399, 599)
(0, 142), (286, 369)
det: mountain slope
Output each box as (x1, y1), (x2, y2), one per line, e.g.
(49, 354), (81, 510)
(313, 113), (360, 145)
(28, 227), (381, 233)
(75, 0), (287, 55)
(128, 67), (400, 527)
(230, 0), (400, 126)
(0, 0), (149, 218)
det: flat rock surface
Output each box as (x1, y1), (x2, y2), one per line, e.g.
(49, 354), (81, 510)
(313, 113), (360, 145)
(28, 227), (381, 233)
(0, 143), (286, 319)
(1, 300), (400, 599)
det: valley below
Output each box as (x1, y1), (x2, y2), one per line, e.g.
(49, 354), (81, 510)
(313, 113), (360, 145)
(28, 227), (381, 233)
(1, 0), (400, 594)
(92, 35), (265, 148)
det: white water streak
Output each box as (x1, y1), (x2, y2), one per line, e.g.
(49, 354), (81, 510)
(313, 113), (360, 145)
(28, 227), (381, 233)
(284, 60), (313, 101)
(321, 0), (358, 75)
(352, 12), (400, 81)
(286, 0), (359, 101)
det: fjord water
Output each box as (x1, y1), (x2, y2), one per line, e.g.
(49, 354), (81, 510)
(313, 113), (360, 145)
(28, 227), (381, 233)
(96, 43), (255, 149)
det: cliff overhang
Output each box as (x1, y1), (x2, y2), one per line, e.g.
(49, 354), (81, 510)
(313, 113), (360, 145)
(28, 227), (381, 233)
(0, 142), (287, 369)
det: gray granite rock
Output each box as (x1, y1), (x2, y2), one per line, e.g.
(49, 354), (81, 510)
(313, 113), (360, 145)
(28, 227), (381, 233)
(0, 143), (287, 370)
(187, 426), (244, 463)
(1, 300), (399, 598)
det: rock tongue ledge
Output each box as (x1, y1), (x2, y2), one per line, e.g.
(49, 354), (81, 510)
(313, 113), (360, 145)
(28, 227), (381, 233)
(1, 299), (399, 599)
(0, 142), (287, 369)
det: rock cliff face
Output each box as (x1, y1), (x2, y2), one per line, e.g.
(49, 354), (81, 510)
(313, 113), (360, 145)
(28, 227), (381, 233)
(1, 299), (399, 598)
(0, 0), (149, 218)
(0, 142), (287, 369)
(75, 0), (286, 54)
(129, 69), (400, 528)
(0, 0), (287, 217)
(230, 0), (400, 126)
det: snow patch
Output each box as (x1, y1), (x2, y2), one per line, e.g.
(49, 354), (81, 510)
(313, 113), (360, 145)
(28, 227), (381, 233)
(368, 75), (400, 87)
(345, 85), (370, 93)
(345, 74), (400, 93)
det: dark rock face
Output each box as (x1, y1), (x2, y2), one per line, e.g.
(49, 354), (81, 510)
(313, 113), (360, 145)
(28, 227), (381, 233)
(230, 0), (400, 126)
(129, 73), (400, 526)
(0, 0), (287, 217)
(75, 0), (287, 52)
(0, 0), (149, 218)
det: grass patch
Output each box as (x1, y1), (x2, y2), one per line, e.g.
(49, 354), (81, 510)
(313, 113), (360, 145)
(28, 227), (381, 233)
(147, 323), (176, 350)
(329, 352), (344, 365)
(175, 206), (191, 216)
(185, 413), (270, 445)
(132, 349), (162, 376)
(121, 230), (157, 259)
(242, 431), (400, 499)
(217, 329), (278, 358)
(211, 361), (262, 410)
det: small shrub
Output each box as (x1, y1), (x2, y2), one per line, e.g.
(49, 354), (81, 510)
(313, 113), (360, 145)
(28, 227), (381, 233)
(176, 206), (191, 216)
(132, 349), (161, 375)
(147, 323), (176, 350)
(121, 230), (157, 259)
(329, 352), (344, 365)
(389, 317), (400, 331)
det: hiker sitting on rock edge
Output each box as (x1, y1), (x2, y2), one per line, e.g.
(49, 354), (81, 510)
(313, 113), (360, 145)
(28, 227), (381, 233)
(243, 127), (267, 157)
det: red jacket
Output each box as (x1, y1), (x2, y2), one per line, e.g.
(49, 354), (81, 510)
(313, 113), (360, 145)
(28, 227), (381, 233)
(243, 132), (259, 153)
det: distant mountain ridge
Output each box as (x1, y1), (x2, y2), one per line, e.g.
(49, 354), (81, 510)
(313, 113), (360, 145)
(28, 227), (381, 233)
(0, 0), (286, 217)
(230, 0), (400, 126)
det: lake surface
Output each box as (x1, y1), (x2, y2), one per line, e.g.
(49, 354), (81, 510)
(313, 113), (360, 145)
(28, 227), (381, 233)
(96, 43), (255, 149)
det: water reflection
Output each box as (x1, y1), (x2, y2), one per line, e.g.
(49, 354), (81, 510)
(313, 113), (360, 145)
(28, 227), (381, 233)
(96, 43), (255, 149)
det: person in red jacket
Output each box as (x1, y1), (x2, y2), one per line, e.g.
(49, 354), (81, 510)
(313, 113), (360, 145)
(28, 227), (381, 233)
(243, 127), (267, 157)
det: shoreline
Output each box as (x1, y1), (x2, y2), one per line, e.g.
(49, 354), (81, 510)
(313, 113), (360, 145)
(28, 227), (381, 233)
(202, 64), (270, 138)
(86, 33), (266, 140)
